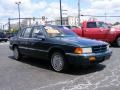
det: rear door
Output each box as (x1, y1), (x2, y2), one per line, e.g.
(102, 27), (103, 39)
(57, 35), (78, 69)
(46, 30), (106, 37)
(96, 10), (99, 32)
(83, 22), (105, 40)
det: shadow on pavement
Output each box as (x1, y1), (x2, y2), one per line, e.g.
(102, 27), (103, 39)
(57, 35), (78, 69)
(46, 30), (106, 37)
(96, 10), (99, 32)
(8, 56), (106, 75)
(64, 64), (105, 75)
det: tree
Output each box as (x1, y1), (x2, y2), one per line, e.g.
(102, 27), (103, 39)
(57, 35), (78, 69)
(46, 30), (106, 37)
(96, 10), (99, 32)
(113, 22), (120, 26)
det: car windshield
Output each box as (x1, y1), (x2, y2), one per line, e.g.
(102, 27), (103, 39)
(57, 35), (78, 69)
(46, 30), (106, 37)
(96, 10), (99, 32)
(44, 26), (77, 38)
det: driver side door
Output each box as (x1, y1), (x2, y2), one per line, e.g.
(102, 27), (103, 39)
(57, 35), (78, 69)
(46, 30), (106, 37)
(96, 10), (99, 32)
(28, 26), (49, 59)
(83, 22), (105, 40)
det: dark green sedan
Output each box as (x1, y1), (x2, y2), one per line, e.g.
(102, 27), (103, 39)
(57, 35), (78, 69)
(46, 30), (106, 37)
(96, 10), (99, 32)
(9, 25), (112, 72)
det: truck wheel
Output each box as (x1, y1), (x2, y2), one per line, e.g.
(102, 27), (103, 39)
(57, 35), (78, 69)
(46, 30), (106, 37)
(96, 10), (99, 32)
(51, 52), (68, 72)
(116, 37), (120, 47)
(13, 46), (22, 60)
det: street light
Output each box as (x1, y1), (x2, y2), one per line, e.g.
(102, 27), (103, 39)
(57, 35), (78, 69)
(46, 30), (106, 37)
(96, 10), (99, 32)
(59, 0), (63, 25)
(15, 1), (21, 30)
(78, 0), (81, 26)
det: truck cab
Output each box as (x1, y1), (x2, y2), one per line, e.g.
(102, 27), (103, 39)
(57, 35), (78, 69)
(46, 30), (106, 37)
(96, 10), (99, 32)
(72, 21), (120, 46)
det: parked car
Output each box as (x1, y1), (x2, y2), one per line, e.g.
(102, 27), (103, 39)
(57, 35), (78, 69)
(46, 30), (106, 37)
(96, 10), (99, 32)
(7, 33), (17, 38)
(69, 21), (120, 47)
(9, 25), (112, 72)
(0, 32), (8, 42)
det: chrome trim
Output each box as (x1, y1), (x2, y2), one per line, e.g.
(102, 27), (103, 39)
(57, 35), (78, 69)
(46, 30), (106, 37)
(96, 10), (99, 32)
(65, 53), (90, 56)
(19, 46), (48, 52)
(65, 53), (82, 56)
(65, 50), (112, 57)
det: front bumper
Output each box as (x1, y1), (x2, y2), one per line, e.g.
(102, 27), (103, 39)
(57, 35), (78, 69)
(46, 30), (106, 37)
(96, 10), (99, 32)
(66, 50), (112, 66)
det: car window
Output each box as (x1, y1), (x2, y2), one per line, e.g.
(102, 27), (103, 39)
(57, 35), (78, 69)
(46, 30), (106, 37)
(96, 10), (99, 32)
(0, 33), (5, 38)
(44, 26), (77, 37)
(31, 27), (44, 38)
(97, 22), (109, 28)
(65, 26), (71, 29)
(87, 22), (97, 28)
(44, 26), (61, 37)
(23, 28), (31, 38)
(19, 29), (25, 37)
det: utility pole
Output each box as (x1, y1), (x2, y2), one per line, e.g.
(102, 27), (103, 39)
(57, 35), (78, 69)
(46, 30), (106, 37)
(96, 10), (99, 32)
(3, 25), (4, 30)
(78, 0), (81, 26)
(8, 18), (10, 31)
(15, 1), (21, 30)
(59, 0), (63, 25)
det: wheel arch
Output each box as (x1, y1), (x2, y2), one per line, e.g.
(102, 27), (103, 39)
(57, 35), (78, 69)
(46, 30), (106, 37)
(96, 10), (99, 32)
(48, 47), (66, 58)
(115, 35), (120, 41)
(114, 35), (120, 44)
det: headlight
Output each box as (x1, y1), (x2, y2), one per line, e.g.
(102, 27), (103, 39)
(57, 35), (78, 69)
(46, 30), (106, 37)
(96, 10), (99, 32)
(74, 47), (92, 54)
(82, 48), (92, 53)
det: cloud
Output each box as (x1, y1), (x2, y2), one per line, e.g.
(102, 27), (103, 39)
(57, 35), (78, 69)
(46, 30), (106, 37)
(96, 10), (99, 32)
(79, 0), (120, 23)
(0, 0), (120, 24)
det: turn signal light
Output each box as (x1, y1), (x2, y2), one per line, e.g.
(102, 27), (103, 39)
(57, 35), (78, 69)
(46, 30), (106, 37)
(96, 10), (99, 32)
(89, 56), (96, 61)
(74, 48), (83, 54)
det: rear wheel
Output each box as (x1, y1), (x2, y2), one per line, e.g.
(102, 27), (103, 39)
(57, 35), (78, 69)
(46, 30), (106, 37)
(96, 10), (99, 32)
(13, 46), (22, 60)
(116, 37), (120, 47)
(51, 52), (68, 72)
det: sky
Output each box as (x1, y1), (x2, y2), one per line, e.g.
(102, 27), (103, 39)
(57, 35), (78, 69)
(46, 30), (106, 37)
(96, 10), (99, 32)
(0, 0), (120, 25)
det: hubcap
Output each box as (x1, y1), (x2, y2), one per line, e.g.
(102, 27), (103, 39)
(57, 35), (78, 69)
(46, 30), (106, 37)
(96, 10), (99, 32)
(13, 48), (19, 59)
(51, 54), (64, 71)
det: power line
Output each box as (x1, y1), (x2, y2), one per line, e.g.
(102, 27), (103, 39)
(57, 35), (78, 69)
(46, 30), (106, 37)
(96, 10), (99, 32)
(81, 15), (120, 17)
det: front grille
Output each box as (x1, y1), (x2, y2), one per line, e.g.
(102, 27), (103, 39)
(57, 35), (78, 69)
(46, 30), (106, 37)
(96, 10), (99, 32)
(92, 45), (107, 53)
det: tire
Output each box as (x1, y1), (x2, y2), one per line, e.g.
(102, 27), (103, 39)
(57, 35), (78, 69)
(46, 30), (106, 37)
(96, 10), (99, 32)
(116, 37), (120, 47)
(51, 52), (68, 72)
(13, 46), (22, 60)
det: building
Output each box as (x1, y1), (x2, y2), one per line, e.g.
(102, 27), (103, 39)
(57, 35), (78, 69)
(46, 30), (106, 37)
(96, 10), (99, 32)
(21, 17), (47, 27)
(53, 16), (79, 26)
(68, 16), (79, 26)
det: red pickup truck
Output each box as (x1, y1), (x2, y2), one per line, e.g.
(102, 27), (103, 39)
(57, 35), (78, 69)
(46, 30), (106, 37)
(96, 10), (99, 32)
(71, 21), (120, 47)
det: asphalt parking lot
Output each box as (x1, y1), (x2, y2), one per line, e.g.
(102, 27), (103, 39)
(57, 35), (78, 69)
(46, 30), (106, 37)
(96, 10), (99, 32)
(0, 42), (120, 90)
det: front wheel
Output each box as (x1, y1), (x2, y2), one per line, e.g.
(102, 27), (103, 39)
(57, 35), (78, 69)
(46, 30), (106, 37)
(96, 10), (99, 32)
(13, 46), (22, 60)
(116, 37), (120, 47)
(51, 52), (68, 72)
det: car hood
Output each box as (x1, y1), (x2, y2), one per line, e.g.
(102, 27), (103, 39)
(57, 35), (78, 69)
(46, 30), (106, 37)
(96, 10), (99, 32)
(56, 36), (107, 47)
